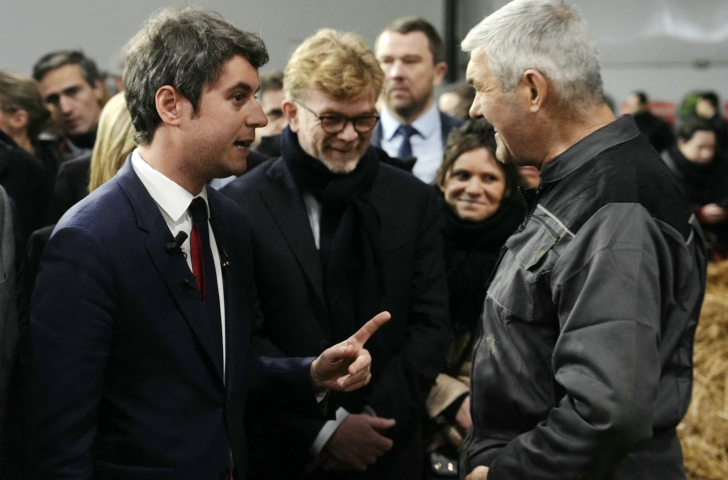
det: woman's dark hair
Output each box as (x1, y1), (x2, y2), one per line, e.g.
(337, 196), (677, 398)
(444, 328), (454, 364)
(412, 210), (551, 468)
(437, 119), (523, 200)
(677, 117), (715, 142)
(124, 6), (269, 145)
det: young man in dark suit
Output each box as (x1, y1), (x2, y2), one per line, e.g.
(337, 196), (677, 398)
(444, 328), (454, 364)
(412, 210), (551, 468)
(25, 8), (387, 480)
(223, 29), (451, 479)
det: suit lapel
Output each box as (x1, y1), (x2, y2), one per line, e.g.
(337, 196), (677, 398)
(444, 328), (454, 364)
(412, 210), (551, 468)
(259, 160), (326, 309)
(117, 158), (225, 383)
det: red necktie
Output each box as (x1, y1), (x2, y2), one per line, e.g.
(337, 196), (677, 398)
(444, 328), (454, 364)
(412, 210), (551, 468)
(188, 197), (224, 370)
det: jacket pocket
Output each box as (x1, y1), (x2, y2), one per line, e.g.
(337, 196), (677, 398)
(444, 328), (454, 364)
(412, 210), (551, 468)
(93, 459), (174, 480)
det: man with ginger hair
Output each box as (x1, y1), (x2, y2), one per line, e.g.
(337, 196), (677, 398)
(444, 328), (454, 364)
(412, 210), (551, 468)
(460, 1), (706, 479)
(223, 29), (450, 479)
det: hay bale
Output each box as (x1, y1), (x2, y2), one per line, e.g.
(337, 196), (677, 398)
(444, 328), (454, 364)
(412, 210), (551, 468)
(678, 261), (728, 479)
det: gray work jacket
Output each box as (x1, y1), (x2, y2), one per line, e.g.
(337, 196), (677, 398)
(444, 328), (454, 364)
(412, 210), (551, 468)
(464, 116), (707, 480)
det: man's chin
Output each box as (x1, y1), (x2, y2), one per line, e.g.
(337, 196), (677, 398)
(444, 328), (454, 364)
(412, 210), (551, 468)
(320, 154), (360, 174)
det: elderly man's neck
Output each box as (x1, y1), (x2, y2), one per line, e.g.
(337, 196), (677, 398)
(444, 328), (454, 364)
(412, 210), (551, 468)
(539, 103), (616, 169)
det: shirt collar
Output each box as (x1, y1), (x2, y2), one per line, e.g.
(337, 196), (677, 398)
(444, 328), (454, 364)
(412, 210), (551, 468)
(131, 149), (209, 222)
(380, 102), (441, 141)
(540, 115), (641, 183)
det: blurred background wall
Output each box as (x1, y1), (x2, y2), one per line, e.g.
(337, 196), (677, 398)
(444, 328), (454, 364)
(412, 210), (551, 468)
(2, 0), (728, 108)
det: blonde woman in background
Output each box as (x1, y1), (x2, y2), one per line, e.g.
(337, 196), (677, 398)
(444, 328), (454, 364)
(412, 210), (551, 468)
(89, 91), (135, 192)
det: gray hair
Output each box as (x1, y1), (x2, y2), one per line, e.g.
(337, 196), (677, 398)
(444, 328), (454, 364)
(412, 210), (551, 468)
(462, 0), (604, 108)
(124, 6), (269, 145)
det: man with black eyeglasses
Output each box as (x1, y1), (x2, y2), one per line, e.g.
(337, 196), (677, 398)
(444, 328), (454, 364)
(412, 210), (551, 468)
(222, 29), (450, 480)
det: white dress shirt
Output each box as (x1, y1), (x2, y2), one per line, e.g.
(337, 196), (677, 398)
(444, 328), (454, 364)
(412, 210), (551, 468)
(379, 102), (444, 184)
(131, 149), (227, 373)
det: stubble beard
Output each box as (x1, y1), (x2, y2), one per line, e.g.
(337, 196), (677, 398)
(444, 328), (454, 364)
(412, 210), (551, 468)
(319, 154), (360, 174)
(390, 89), (432, 123)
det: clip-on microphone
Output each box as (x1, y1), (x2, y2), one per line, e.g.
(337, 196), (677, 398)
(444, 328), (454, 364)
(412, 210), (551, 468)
(165, 231), (188, 255)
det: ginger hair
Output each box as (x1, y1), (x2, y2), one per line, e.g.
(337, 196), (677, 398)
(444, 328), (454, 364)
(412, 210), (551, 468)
(284, 29), (383, 101)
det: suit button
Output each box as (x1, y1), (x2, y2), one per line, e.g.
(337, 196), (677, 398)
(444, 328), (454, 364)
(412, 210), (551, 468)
(219, 467), (231, 480)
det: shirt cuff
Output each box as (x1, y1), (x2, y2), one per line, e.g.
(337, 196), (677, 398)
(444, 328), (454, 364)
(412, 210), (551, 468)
(362, 405), (377, 417)
(309, 407), (350, 459)
(315, 390), (328, 403)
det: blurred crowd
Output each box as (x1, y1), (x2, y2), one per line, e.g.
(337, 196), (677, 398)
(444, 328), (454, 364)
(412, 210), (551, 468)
(0, 1), (718, 479)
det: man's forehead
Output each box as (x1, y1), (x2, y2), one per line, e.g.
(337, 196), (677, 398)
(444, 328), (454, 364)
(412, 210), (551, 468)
(377, 30), (430, 56)
(466, 50), (489, 85)
(303, 87), (377, 113)
(40, 63), (88, 93)
(210, 55), (259, 91)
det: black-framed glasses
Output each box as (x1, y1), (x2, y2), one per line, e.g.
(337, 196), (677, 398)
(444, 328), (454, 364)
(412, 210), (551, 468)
(295, 101), (379, 134)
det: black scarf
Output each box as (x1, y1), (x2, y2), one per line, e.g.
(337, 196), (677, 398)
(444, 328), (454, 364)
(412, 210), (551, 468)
(282, 127), (383, 344)
(440, 195), (525, 333)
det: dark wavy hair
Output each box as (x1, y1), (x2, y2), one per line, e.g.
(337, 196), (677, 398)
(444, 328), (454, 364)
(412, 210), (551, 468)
(437, 119), (523, 200)
(124, 6), (269, 145)
(32, 50), (101, 87)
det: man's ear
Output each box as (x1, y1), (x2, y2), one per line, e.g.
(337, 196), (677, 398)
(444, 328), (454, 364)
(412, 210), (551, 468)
(155, 85), (189, 127)
(432, 61), (448, 88)
(92, 79), (105, 101)
(677, 138), (685, 149)
(520, 69), (549, 113)
(282, 99), (299, 132)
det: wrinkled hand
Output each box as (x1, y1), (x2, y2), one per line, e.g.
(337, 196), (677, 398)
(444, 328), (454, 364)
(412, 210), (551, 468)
(466, 466), (489, 480)
(701, 203), (727, 225)
(456, 395), (472, 434)
(322, 414), (396, 471)
(311, 311), (390, 392)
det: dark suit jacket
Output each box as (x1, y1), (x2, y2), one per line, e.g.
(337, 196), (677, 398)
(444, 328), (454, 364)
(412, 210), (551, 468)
(25, 159), (322, 480)
(370, 109), (464, 153)
(44, 151), (91, 225)
(222, 156), (451, 478)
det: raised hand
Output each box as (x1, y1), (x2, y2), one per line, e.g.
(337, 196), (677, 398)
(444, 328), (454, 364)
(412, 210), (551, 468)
(310, 311), (390, 392)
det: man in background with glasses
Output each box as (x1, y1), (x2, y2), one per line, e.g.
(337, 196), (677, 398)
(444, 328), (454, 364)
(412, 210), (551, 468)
(223, 29), (451, 480)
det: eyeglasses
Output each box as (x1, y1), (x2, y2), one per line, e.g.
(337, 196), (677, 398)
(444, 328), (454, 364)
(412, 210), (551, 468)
(295, 101), (379, 134)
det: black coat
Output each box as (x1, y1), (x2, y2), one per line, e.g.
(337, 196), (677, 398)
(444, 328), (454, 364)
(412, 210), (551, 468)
(222, 155), (451, 479)
(45, 151), (91, 225)
(0, 130), (49, 243)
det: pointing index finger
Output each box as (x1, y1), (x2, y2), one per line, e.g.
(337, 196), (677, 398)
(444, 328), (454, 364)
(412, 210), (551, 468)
(351, 311), (390, 346)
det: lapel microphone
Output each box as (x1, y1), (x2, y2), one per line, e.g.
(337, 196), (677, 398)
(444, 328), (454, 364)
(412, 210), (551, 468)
(166, 231), (188, 255)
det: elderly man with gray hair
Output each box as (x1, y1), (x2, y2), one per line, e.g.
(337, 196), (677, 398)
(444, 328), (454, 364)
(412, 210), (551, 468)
(460, 1), (706, 479)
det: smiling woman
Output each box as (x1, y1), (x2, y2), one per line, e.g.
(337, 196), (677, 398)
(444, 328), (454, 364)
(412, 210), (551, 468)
(424, 119), (525, 477)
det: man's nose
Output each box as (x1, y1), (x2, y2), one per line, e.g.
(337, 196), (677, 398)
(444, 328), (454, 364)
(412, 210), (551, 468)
(469, 100), (482, 119)
(58, 95), (74, 115)
(389, 60), (405, 80)
(248, 101), (268, 129)
(337, 121), (359, 141)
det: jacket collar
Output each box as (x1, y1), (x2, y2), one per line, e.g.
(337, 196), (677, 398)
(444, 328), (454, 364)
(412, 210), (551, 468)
(540, 115), (640, 184)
